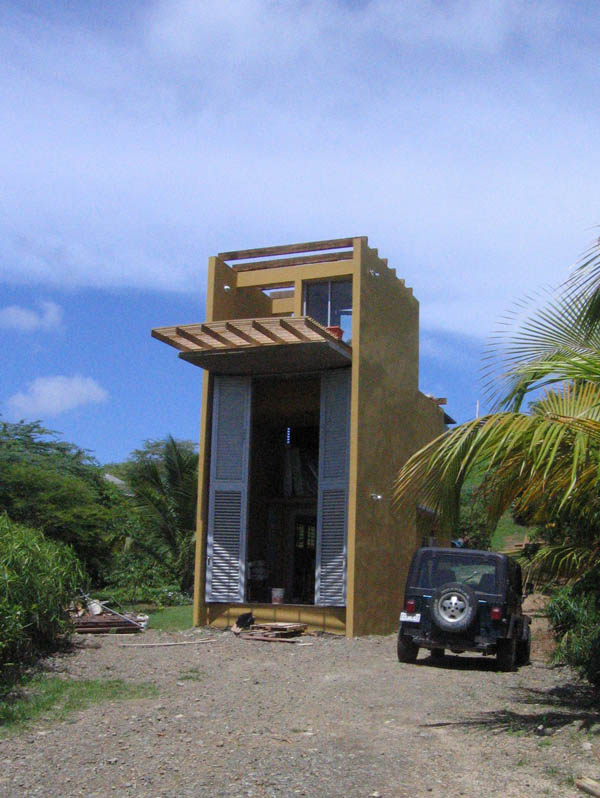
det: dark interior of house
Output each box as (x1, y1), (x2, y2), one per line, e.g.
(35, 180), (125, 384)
(246, 374), (320, 605)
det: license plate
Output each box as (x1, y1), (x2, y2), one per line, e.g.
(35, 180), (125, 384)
(400, 612), (421, 623)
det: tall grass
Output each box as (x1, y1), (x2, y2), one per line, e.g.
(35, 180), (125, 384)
(0, 514), (86, 675)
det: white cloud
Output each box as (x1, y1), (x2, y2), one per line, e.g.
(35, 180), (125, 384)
(0, 1), (599, 336)
(6, 376), (108, 418)
(0, 301), (62, 332)
(146, 0), (564, 64)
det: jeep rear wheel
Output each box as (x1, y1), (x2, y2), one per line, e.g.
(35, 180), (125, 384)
(516, 626), (531, 666)
(397, 631), (419, 663)
(496, 636), (517, 671)
(431, 582), (478, 633)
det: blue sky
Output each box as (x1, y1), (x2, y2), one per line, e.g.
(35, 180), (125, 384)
(2, 0), (600, 463)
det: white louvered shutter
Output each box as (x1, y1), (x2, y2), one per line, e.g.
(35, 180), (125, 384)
(315, 368), (351, 606)
(205, 376), (251, 602)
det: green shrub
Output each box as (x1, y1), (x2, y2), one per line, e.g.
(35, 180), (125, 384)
(546, 585), (600, 687)
(0, 514), (86, 672)
(95, 584), (191, 608)
(99, 550), (191, 606)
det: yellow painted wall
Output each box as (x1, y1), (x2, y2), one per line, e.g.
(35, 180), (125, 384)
(206, 603), (346, 634)
(208, 256), (272, 322)
(347, 240), (446, 636)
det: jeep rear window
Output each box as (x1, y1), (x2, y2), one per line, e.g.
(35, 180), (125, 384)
(414, 553), (498, 593)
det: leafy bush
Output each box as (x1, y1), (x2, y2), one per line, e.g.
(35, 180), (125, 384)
(546, 584), (600, 687)
(0, 514), (86, 672)
(99, 550), (191, 607)
(96, 584), (192, 608)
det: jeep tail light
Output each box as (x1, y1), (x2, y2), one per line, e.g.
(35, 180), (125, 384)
(490, 606), (502, 621)
(405, 599), (417, 613)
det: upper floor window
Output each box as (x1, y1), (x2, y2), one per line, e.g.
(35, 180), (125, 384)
(303, 280), (352, 343)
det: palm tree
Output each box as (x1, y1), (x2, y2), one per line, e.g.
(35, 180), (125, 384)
(127, 436), (198, 592)
(394, 236), (600, 581)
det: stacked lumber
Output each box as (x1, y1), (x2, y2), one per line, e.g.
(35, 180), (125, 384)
(72, 613), (143, 634)
(239, 622), (308, 643)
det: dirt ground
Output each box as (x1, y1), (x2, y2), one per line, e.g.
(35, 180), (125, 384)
(1, 604), (599, 798)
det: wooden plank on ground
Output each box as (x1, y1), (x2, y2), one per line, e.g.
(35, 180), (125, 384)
(576, 777), (600, 797)
(239, 634), (304, 644)
(118, 639), (215, 648)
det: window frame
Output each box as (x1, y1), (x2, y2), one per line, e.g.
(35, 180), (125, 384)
(303, 278), (353, 342)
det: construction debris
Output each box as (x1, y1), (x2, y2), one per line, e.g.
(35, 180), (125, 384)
(71, 595), (148, 634)
(236, 621), (309, 643)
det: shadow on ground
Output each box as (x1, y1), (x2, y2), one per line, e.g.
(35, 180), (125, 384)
(418, 663), (600, 735)
(414, 652), (500, 672)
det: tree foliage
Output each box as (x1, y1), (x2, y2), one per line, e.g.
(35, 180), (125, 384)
(0, 420), (133, 582)
(121, 436), (198, 593)
(0, 422), (199, 598)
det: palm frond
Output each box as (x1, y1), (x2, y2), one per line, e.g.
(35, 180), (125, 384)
(526, 540), (600, 582)
(394, 383), (600, 531)
(563, 235), (600, 326)
(484, 289), (600, 409)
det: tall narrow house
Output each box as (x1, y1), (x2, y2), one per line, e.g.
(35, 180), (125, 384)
(153, 237), (448, 636)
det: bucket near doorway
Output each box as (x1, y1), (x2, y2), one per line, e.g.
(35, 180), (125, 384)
(271, 588), (285, 604)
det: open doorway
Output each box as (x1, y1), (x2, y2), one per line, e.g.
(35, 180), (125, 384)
(246, 375), (320, 605)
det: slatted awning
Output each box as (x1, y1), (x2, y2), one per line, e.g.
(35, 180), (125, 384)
(151, 316), (352, 375)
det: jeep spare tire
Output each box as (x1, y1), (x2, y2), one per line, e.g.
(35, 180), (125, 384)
(431, 582), (478, 633)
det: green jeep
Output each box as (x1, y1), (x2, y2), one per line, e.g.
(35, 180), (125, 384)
(397, 547), (531, 671)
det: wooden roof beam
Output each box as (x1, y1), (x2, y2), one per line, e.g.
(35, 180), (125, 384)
(302, 316), (336, 339)
(199, 324), (233, 346)
(175, 327), (214, 349)
(251, 320), (286, 344)
(224, 321), (262, 345)
(151, 328), (196, 353)
(219, 237), (358, 261)
(278, 318), (311, 342)
(232, 250), (352, 273)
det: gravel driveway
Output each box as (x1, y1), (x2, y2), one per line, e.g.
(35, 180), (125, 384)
(1, 626), (598, 798)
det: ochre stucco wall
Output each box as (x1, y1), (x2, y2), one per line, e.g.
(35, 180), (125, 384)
(208, 256), (272, 322)
(347, 240), (446, 636)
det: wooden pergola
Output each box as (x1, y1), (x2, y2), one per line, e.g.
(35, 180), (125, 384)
(152, 316), (352, 375)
